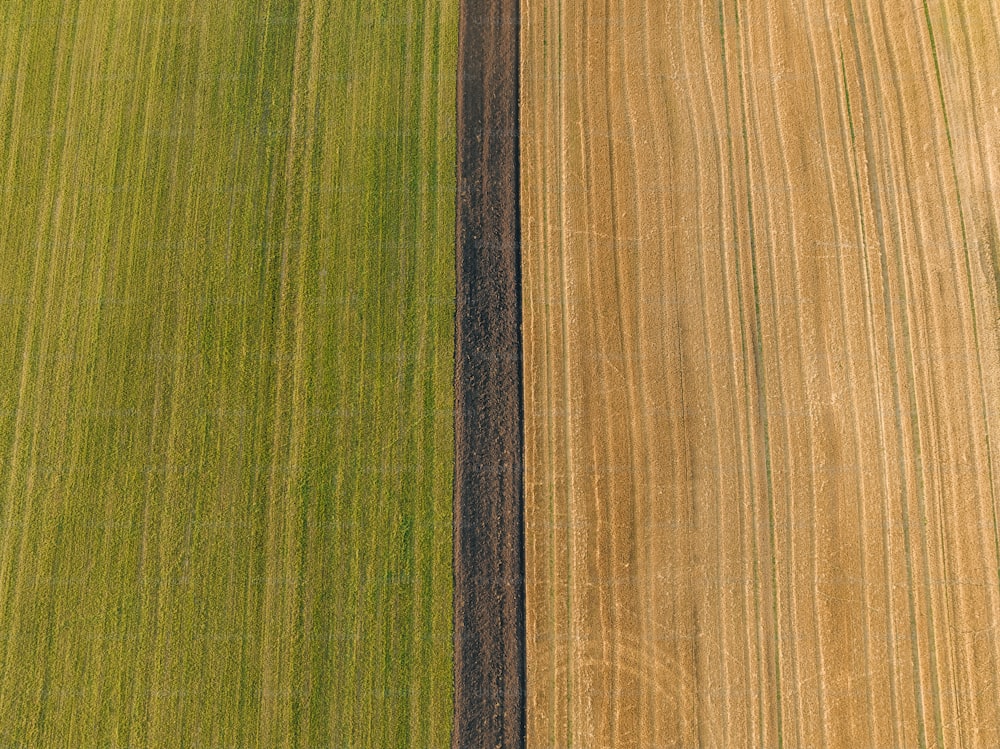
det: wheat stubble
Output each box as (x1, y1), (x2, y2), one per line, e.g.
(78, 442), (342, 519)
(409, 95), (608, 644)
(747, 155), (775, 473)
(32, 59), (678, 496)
(521, 1), (1000, 746)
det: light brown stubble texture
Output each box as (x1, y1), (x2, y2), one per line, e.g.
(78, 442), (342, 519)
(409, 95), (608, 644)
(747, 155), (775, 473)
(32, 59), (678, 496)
(521, 1), (1000, 746)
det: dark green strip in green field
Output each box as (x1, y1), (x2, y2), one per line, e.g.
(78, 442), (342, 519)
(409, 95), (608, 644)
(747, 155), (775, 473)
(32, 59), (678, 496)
(0, 0), (455, 745)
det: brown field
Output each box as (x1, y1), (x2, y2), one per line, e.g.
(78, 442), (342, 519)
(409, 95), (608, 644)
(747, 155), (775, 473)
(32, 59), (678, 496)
(521, 0), (1000, 746)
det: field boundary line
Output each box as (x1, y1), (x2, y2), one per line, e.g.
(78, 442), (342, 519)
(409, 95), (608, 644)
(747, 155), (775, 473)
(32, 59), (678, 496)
(453, 0), (525, 744)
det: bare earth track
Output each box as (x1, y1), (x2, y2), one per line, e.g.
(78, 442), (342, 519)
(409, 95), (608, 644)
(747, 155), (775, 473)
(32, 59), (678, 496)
(454, 0), (525, 746)
(522, 0), (1000, 746)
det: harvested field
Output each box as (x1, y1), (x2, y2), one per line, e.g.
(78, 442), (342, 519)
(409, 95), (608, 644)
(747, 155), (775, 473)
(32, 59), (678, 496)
(0, 0), (455, 745)
(521, 0), (1000, 746)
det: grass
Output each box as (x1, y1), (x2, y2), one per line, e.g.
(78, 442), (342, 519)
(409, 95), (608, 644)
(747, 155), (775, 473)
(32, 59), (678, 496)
(0, 0), (456, 745)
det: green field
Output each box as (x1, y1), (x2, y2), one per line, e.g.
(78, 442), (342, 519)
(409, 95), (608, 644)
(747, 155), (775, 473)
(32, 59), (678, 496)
(0, 0), (456, 745)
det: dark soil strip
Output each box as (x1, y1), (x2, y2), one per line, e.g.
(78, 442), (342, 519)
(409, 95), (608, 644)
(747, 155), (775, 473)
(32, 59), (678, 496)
(453, 0), (524, 746)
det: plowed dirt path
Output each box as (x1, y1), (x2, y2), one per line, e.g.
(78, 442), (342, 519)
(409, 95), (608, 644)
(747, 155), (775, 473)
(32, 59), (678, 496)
(522, 1), (1000, 746)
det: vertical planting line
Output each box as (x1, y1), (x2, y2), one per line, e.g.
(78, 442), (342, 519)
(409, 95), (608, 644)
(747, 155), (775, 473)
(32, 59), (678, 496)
(453, 0), (525, 746)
